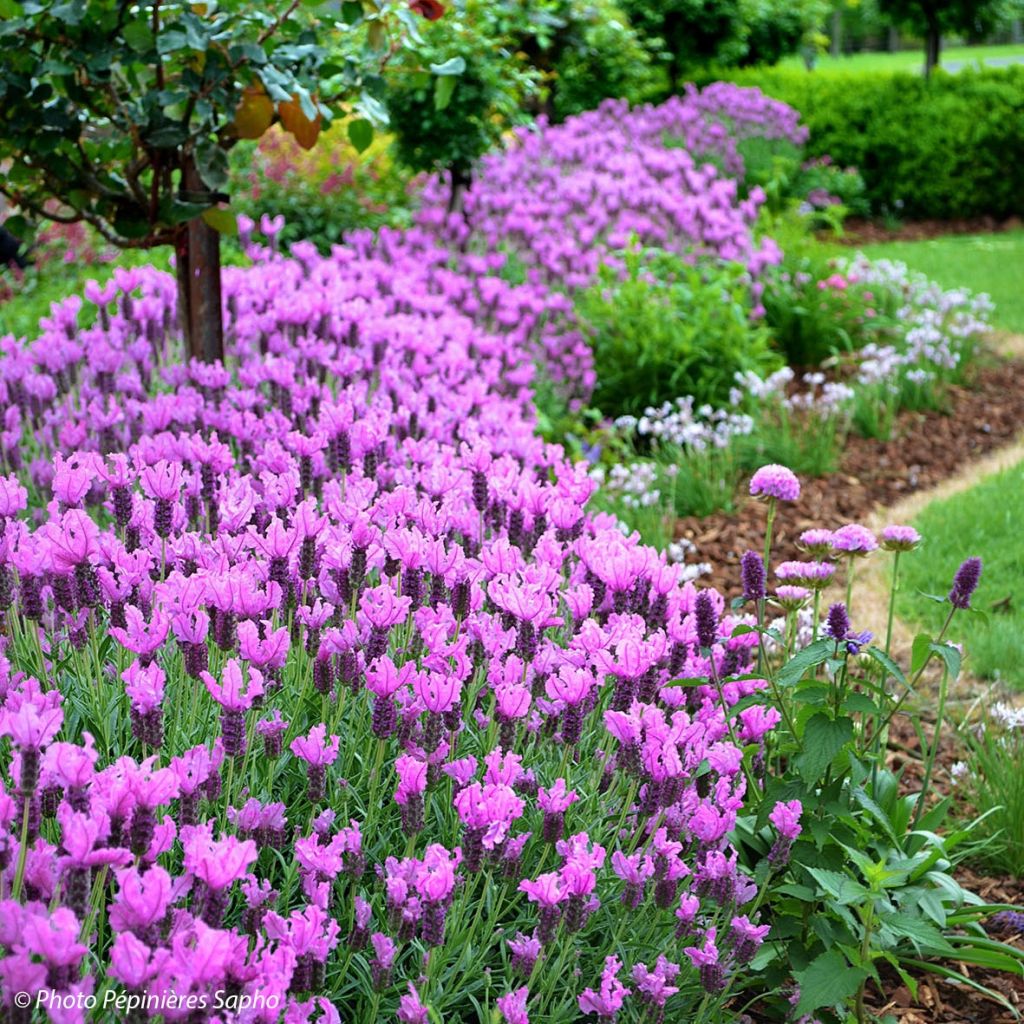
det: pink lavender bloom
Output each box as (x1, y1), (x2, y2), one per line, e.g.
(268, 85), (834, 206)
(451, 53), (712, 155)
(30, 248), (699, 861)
(880, 524), (921, 552)
(497, 986), (530, 1024)
(684, 928), (725, 993)
(508, 932), (542, 976)
(830, 524), (878, 556)
(397, 983), (430, 1024)
(538, 778), (577, 843)
(769, 799), (802, 864)
(578, 955), (630, 1022)
(632, 956), (680, 1014)
(729, 915), (771, 964)
(291, 724), (341, 802)
(394, 755), (428, 835)
(749, 464), (800, 502)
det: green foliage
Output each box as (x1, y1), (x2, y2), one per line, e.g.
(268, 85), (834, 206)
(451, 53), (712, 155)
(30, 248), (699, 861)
(385, 1), (539, 182)
(760, 231), (898, 367)
(714, 65), (1024, 219)
(956, 707), (1024, 877)
(549, 0), (659, 118)
(0, 0), (412, 249)
(575, 246), (782, 418)
(622, 0), (828, 83)
(229, 124), (414, 252)
(896, 460), (1024, 688)
(733, 548), (1024, 1022)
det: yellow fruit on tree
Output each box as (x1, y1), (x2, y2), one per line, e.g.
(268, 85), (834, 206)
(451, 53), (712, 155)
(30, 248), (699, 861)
(278, 93), (321, 150)
(234, 85), (274, 140)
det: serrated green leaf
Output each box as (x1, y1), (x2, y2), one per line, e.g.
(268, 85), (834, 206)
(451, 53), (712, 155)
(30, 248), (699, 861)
(929, 641), (961, 680)
(794, 713), (854, 784)
(794, 950), (868, 1015)
(777, 638), (834, 687)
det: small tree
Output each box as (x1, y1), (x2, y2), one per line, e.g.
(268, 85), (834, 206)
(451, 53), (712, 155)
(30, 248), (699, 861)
(0, 0), (435, 359)
(877, 0), (1017, 76)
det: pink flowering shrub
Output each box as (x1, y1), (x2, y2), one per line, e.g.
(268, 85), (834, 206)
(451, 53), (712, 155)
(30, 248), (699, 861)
(0, 211), (793, 1019)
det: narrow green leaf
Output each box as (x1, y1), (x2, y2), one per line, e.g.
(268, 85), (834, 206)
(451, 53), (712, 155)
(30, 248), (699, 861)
(863, 645), (907, 685)
(434, 75), (457, 112)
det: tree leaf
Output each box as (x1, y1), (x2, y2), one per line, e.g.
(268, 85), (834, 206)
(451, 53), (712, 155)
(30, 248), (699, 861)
(794, 950), (868, 1015)
(434, 75), (457, 112)
(794, 713), (854, 784)
(195, 140), (229, 191)
(201, 208), (237, 235)
(429, 56), (466, 76)
(347, 117), (373, 153)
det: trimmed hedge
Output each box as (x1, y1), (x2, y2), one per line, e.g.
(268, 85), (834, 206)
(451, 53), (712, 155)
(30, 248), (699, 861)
(692, 66), (1024, 220)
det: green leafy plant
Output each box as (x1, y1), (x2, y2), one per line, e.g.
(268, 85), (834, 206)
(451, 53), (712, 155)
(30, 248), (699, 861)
(722, 509), (1024, 1023)
(705, 65), (1024, 221)
(954, 704), (1024, 878)
(385, 0), (539, 208)
(230, 124), (415, 252)
(575, 245), (781, 418)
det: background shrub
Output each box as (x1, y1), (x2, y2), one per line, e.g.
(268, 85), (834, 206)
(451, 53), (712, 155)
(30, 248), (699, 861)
(231, 125), (414, 252)
(695, 65), (1024, 219)
(575, 246), (781, 417)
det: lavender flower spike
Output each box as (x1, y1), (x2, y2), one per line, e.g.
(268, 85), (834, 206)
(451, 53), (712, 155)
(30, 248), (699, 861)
(949, 557), (982, 610)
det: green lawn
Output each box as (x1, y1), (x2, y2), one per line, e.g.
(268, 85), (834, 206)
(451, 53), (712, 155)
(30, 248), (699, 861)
(852, 231), (1024, 334)
(896, 459), (1024, 689)
(777, 42), (1024, 75)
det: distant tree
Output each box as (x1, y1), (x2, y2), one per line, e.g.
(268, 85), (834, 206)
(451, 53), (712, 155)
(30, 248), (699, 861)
(622, 0), (828, 86)
(0, 0), (436, 360)
(877, 0), (1019, 75)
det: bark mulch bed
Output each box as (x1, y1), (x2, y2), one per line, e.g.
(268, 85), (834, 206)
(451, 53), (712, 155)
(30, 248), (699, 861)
(833, 217), (1023, 246)
(677, 359), (1024, 597)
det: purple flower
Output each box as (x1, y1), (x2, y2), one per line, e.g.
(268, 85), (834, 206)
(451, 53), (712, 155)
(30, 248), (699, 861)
(749, 464), (800, 502)
(740, 550), (766, 602)
(830, 524), (878, 556)
(497, 986), (530, 1024)
(949, 556), (982, 610)
(880, 524), (921, 552)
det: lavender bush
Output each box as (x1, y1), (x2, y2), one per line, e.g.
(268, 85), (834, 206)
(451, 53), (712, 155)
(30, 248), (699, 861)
(0, 85), (1016, 1024)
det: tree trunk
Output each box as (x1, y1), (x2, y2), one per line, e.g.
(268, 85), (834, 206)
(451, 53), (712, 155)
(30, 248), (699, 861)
(830, 9), (842, 57)
(924, 20), (941, 78)
(175, 155), (224, 363)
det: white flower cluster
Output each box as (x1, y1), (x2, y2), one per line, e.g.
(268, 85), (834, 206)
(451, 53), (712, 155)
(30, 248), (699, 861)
(843, 256), (992, 390)
(590, 460), (662, 509)
(991, 701), (1024, 731)
(614, 398), (755, 452)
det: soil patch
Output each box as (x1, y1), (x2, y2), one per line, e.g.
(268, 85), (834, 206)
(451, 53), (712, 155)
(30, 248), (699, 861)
(677, 358), (1024, 597)
(833, 217), (1024, 245)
